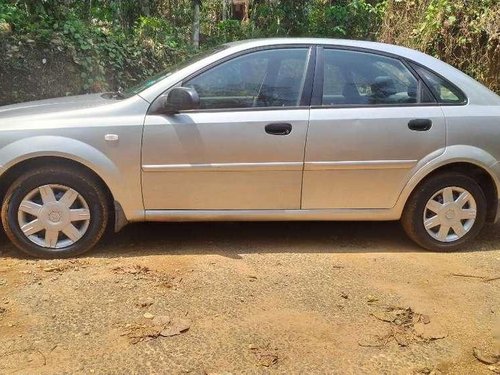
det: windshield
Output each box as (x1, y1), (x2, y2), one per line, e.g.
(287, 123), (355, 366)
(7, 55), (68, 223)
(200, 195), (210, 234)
(123, 45), (229, 97)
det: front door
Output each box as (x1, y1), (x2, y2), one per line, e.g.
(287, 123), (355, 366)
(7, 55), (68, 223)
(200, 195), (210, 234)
(142, 47), (313, 210)
(302, 48), (446, 209)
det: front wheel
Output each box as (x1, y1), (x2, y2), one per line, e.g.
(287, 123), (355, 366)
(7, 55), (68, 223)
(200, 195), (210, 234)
(401, 172), (487, 251)
(1, 166), (109, 258)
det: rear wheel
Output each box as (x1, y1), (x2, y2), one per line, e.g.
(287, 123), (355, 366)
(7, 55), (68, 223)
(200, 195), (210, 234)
(1, 166), (109, 258)
(401, 172), (487, 251)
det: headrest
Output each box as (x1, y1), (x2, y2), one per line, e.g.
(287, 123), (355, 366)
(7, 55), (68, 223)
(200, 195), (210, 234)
(408, 83), (417, 98)
(371, 76), (397, 97)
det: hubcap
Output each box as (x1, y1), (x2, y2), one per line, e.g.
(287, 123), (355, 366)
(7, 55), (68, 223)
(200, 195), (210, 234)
(17, 184), (90, 249)
(423, 186), (477, 243)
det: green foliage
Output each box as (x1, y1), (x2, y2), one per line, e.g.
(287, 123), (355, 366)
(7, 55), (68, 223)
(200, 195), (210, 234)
(380, 0), (499, 93)
(0, 1), (196, 99)
(308, 0), (386, 39)
(0, 0), (497, 105)
(215, 20), (253, 43)
(0, 3), (23, 25)
(136, 16), (174, 41)
(249, 0), (384, 39)
(252, 0), (309, 36)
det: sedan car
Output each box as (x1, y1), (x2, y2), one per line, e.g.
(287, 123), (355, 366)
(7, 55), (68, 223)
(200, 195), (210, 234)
(0, 38), (499, 258)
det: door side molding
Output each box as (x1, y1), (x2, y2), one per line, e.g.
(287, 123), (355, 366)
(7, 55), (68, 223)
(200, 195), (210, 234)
(305, 160), (417, 171)
(142, 162), (303, 172)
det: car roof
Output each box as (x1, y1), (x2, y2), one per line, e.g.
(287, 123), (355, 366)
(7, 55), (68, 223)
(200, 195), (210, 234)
(225, 37), (415, 55)
(139, 38), (500, 105)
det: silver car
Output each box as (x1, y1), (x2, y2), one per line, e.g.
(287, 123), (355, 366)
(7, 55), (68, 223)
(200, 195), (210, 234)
(1, 38), (499, 258)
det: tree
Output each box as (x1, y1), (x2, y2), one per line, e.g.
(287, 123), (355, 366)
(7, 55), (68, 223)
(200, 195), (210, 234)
(193, 0), (201, 48)
(140, 0), (151, 17)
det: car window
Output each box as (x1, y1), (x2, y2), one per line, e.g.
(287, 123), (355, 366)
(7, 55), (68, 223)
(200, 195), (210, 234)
(184, 48), (309, 110)
(322, 49), (428, 106)
(412, 65), (466, 104)
(123, 45), (229, 97)
(323, 64), (346, 97)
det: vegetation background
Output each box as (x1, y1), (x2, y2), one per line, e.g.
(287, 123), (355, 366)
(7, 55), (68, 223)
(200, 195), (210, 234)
(0, 0), (498, 106)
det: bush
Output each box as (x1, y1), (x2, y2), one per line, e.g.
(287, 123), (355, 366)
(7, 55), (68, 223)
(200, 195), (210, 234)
(379, 0), (499, 93)
(0, 5), (197, 105)
(0, 0), (498, 105)
(308, 0), (385, 40)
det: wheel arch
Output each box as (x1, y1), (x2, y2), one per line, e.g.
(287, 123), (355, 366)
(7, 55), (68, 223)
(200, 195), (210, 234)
(398, 159), (499, 223)
(0, 136), (129, 229)
(0, 156), (114, 203)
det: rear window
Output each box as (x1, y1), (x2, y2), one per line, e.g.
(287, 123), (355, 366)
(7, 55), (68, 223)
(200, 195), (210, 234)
(321, 49), (429, 106)
(412, 65), (467, 104)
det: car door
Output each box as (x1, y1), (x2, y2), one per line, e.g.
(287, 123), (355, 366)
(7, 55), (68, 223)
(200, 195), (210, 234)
(142, 46), (314, 210)
(302, 47), (446, 209)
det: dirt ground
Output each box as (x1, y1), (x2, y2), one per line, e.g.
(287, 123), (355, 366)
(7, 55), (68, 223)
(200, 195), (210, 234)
(0, 221), (499, 375)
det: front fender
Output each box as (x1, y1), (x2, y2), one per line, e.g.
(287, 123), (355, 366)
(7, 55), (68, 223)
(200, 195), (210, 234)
(0, 135), (140, 221)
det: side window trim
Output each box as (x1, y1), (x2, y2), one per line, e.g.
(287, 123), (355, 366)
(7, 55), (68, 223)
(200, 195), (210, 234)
(299, 46), (316, 106)
(175, 45), (315, 112)
(399, 59), (436, 104)
(311, 46), (324, 106)
(311, 46), (439, 109)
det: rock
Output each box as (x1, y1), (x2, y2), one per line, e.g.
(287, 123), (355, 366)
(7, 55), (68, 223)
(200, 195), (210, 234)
(152, 315), (171, 326)
(143, 312), (155, 319)
(414, 367), (442, 375)
(340, 292), (349, 299)
(173, 319), (191, 332)
(123, 324), (162, 344)
(414, 322), (447, 341)
(258, 353), (278, 367)
(420, 314), (431, 324)
(43, 266), (62, 272)
(358, 335), (386, 348)
(250, 346), (279, 367)
(372, 311), (395, 323)
(473, 347), (500, 365)
(159, 318), (190, 337)
(393, 331), (410, 347)
(136, 297), (154, 308)
(160, 327), (180, 337)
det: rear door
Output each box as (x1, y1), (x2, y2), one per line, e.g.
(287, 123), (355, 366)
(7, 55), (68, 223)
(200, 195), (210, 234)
(302, 47), (446, 209)
(142, 46), (314, 210)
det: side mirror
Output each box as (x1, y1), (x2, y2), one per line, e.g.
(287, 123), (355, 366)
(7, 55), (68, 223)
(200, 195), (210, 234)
(162, 87), (200, 114)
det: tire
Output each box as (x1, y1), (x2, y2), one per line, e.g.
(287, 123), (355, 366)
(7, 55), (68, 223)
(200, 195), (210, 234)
(401, 172), (487, 251)
(1, 166), (109, 258)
